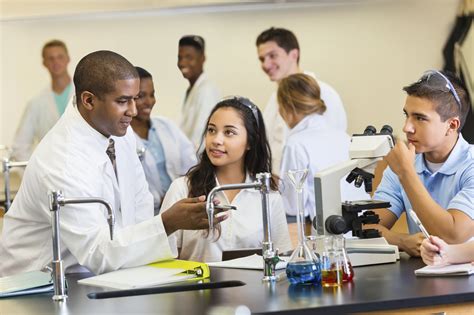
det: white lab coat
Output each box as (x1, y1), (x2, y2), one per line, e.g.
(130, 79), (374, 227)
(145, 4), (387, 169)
(161, 176), (293, 262)
(11, 84), (74, 161)
(180, 72), (221, 149)
(0, 102), (176, 277)
(280, 114), (368, 219)
(263, 71), (347, 175)
(135, 116), (197, 210)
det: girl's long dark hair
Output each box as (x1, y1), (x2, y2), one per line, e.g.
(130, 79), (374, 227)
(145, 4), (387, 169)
(187, 97), (278, 198)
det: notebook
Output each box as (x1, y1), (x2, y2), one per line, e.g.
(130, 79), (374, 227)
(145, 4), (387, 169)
(208, 254), (287, 270)
(415, 263), (474, 277)
(78, 259), (209, 290)
(0, 270), (54, 298)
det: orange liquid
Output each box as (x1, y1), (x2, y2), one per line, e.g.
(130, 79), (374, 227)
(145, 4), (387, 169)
(321, 269), (342, 287)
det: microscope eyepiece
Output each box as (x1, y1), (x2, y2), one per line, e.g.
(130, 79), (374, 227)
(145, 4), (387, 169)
(363, 125), (377, 135)
(380, 125), (393, 135)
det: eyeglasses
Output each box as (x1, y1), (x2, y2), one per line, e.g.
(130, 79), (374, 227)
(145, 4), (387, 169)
(418, 70), (462, 109)
(220, 96), (260, 128)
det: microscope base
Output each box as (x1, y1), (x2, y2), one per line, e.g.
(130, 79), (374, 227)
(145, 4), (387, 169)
(345, 237), (399, 267)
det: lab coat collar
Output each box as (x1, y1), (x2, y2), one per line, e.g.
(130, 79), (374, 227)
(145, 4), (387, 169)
(186, 72), (208, 98)
(193, 72), (207, 89)
(67, 100), (114, 156)
(415, 134), (470, 176)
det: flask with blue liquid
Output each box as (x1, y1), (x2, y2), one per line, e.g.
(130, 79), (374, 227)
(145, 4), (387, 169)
(285, 169), (321, 285)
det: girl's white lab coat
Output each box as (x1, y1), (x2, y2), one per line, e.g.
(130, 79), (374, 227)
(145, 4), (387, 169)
(280, 114), (369, 219)
(161, 175), (293, 262)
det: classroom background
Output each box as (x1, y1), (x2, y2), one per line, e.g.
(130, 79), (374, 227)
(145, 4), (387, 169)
(0, 0), (471, 147)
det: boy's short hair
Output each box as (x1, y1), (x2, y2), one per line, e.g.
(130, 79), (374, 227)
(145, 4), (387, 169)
(179, 35), (205, 53)
(42, 39), (68, 58)
(256, 27), (300, 62)
(73, 50), (138, 103)
(403, 70), (470, 130)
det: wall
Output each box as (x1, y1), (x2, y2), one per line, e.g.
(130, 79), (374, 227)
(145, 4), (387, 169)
(0, 0), (460, 146)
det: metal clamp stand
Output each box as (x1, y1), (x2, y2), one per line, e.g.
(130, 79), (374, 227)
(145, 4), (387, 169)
(206, 172), (278, 282)
(2, 157), (28, 211)
(48, 190), (115, 301)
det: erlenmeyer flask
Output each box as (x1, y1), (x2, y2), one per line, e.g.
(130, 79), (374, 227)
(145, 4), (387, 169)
(286, 169), (321, 285)
(334, 235), (354, 282)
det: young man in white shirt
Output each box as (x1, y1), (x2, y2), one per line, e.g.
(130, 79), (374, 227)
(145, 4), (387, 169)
(0, 50), (228, 276)
(256, 27), (347, 175)
(11, 40), (74, 161)
(177, 35), (220, 149)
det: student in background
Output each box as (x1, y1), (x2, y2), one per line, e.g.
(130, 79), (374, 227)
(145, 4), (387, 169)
(0, 51), (228, 277)
(256, 27), (347, 175)
(131, 67), (197, 214)
(12, 39), (74, 161)
(277, 73), (366, 219)
(177, 35), (220, 149)
(421, 236), (474, 266)
(161, 97), (292, 262)
(367, 70), (474, 257)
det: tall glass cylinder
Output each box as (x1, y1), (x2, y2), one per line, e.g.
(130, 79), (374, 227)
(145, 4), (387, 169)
(285, 169), (321, 285)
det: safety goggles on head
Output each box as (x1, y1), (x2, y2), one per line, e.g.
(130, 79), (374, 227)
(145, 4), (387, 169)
(418, 70), (462, 110)
(220, 96), (260, 128)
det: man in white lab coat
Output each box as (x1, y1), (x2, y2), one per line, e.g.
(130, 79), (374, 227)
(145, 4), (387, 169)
(0, 50), (228, 277)
(255, 27), (347, 176)
(11, 40), (74, 161)
(177, 35), (221, 149)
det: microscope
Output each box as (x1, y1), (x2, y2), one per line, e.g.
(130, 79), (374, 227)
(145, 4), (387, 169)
(313, 125), (399, 266)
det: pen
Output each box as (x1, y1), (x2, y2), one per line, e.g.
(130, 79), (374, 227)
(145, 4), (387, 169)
(408, 209), (441, 257)
(408, 209), (430, 239)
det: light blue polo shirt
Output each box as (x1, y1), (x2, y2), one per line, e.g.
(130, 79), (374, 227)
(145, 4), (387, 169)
(373, 134), (474, 234)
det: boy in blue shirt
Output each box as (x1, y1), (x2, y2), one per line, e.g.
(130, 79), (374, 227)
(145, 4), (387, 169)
(369, 70), (474, 257)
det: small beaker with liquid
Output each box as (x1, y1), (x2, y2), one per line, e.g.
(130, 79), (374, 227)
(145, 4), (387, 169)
(334, 235), (354, 282)
(321, 236), (343, 287)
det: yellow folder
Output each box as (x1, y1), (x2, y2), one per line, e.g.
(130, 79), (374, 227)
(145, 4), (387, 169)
(78, 260), (210, 290)
(148, 259), (210, 281)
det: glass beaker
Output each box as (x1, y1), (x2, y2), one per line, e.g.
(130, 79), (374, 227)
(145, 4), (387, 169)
(321, 236), (343, 287)
(333, 235), (354, 282)
(285, 169), (321, 285)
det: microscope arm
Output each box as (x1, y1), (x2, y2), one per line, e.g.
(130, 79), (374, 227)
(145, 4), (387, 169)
(314, 158), (381, 235)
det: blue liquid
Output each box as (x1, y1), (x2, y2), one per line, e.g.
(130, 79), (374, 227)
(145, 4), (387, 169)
(286, 261), (321, 285)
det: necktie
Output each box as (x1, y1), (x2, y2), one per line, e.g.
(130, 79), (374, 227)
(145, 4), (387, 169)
(106, 138), (117, 179)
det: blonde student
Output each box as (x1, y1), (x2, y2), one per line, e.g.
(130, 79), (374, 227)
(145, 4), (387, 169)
(277, 73), (367, 220)
(161, 97), (292, 262)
